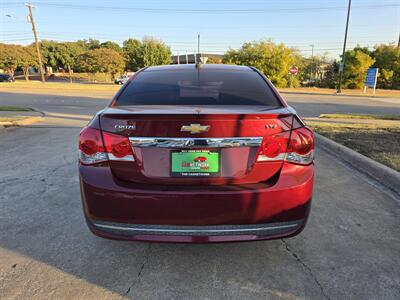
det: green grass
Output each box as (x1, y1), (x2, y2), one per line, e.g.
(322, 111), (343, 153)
(0, 106), (34, 112)
(279, 87), (400, 98)
(310, 123), (400, 171)
(319, 113), (400, 121)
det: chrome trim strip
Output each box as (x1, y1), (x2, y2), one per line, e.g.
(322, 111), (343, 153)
(92, 221), (301, 235)
(107, 153), (135, 162)
(256, 153), (286, 162)
(129, 137), (262, 148)
(95, 223), (297, 233)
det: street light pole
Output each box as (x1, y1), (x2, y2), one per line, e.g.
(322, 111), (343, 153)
(26, 3), (45, 82)
(337, 0), (351, 93)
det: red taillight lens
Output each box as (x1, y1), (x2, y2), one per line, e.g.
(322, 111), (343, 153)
(286, 127), (314, 165)
(256, 127), (314, 165)
(288, 127), (314, 155)
(79, 127), (107, 165)
(79, 128), (135, 164)
(257, 131), (290, 161)
(102, 132), (134, 161)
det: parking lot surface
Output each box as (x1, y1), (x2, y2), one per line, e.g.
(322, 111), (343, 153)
(0, 90), (399, 299)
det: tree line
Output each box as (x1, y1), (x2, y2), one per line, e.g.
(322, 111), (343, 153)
(223, 41), (399, 89)
(0, 38), (398, 89)
(0, 37), (171, 82)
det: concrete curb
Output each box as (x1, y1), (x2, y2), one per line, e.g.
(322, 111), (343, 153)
(0, 109), (44, 128)
(0, 116), (43, 128)
(316, 133), (400, 196)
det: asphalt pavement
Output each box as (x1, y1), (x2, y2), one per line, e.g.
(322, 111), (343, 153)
(0, 90), (399, 299)
(1, 89), (400, 121)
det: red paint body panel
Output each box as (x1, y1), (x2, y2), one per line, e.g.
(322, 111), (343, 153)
(80, 162), (313, 235)
(100, 106), (293, 138)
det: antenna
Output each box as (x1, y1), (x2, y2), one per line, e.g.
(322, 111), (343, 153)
(198, 34), (200, 57)
(196, 34), (202, 68)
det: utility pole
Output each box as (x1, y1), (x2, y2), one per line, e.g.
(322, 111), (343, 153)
(309, 44), (315, 84)
(26, 3), (45, 82)
(397, 31), (400, 48)
(337, 0), (351, 93)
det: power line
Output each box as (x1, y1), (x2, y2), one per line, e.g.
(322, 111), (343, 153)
(34, 2), (400, 13)
(5, 30), (394, 41)
(4, 18), (398, 30)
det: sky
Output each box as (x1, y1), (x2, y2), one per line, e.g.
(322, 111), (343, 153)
(1, 0), (399, 59)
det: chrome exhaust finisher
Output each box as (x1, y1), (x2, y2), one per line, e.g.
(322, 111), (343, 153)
(129, 137), (263, 148)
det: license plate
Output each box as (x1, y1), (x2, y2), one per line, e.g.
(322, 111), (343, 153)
(171, 150), (220, 177)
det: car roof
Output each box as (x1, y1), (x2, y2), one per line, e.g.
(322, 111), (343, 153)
(143, 64), (253, 72)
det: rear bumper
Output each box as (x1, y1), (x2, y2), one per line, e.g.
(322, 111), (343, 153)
(80, 162), (314, 243)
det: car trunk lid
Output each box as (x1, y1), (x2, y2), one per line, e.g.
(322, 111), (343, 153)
(99, 106), (293, 185)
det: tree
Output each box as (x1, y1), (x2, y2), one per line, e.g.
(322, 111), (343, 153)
(123, 38), (141, 71)
(372, 44), (400, 89)
(320, 60), (339, 89)
(78, 38), (101, 50)
(76, 48), (125, 81)
(140, 37), (171, 67)
(123, 37), (171, 71)
(206, 56), (223, 64)
(19, 46), (38, 80)
(55, 42), (86, 82)
(100, 41), (122, 53)
(39, 40), (60, 70)
(39, 40), (88, 78)
(223, 40), (299, 88)
(297, 55), (331, 87)
(0, 44), (37, 80)
(0, 44), (20, 75)
(342, 49), (375, 89)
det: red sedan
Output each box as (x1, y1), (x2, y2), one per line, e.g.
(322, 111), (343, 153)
(79, 64), (314, 243)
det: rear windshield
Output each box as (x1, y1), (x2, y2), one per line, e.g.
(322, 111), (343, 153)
(116, 70), (281, 106)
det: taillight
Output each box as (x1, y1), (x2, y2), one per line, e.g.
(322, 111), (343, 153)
(257, 131), (290, 162)
(79, 127), (107, 165)
(79, 127), (135, 165)
(102, 131), (134, 161)
(285, 127), (314, 165)
(257, 127), (314, 165)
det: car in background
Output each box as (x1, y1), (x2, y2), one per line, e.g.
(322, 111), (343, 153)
(0, 73), (15, 82)
(114, 72), (134, 85)
(79, 64), (314, 243)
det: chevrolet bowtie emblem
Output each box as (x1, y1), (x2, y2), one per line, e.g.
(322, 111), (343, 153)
(181, 124), (210, 134)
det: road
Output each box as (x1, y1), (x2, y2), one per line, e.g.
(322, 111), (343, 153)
(0, 90), (399, 122)
(0, 90), (399, 299)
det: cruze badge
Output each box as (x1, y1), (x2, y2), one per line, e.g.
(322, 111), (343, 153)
(181, 124), (210, 134)
(114, 124), (136, 130)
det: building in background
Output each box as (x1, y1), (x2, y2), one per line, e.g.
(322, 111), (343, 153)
(171, 53), (223, 64)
